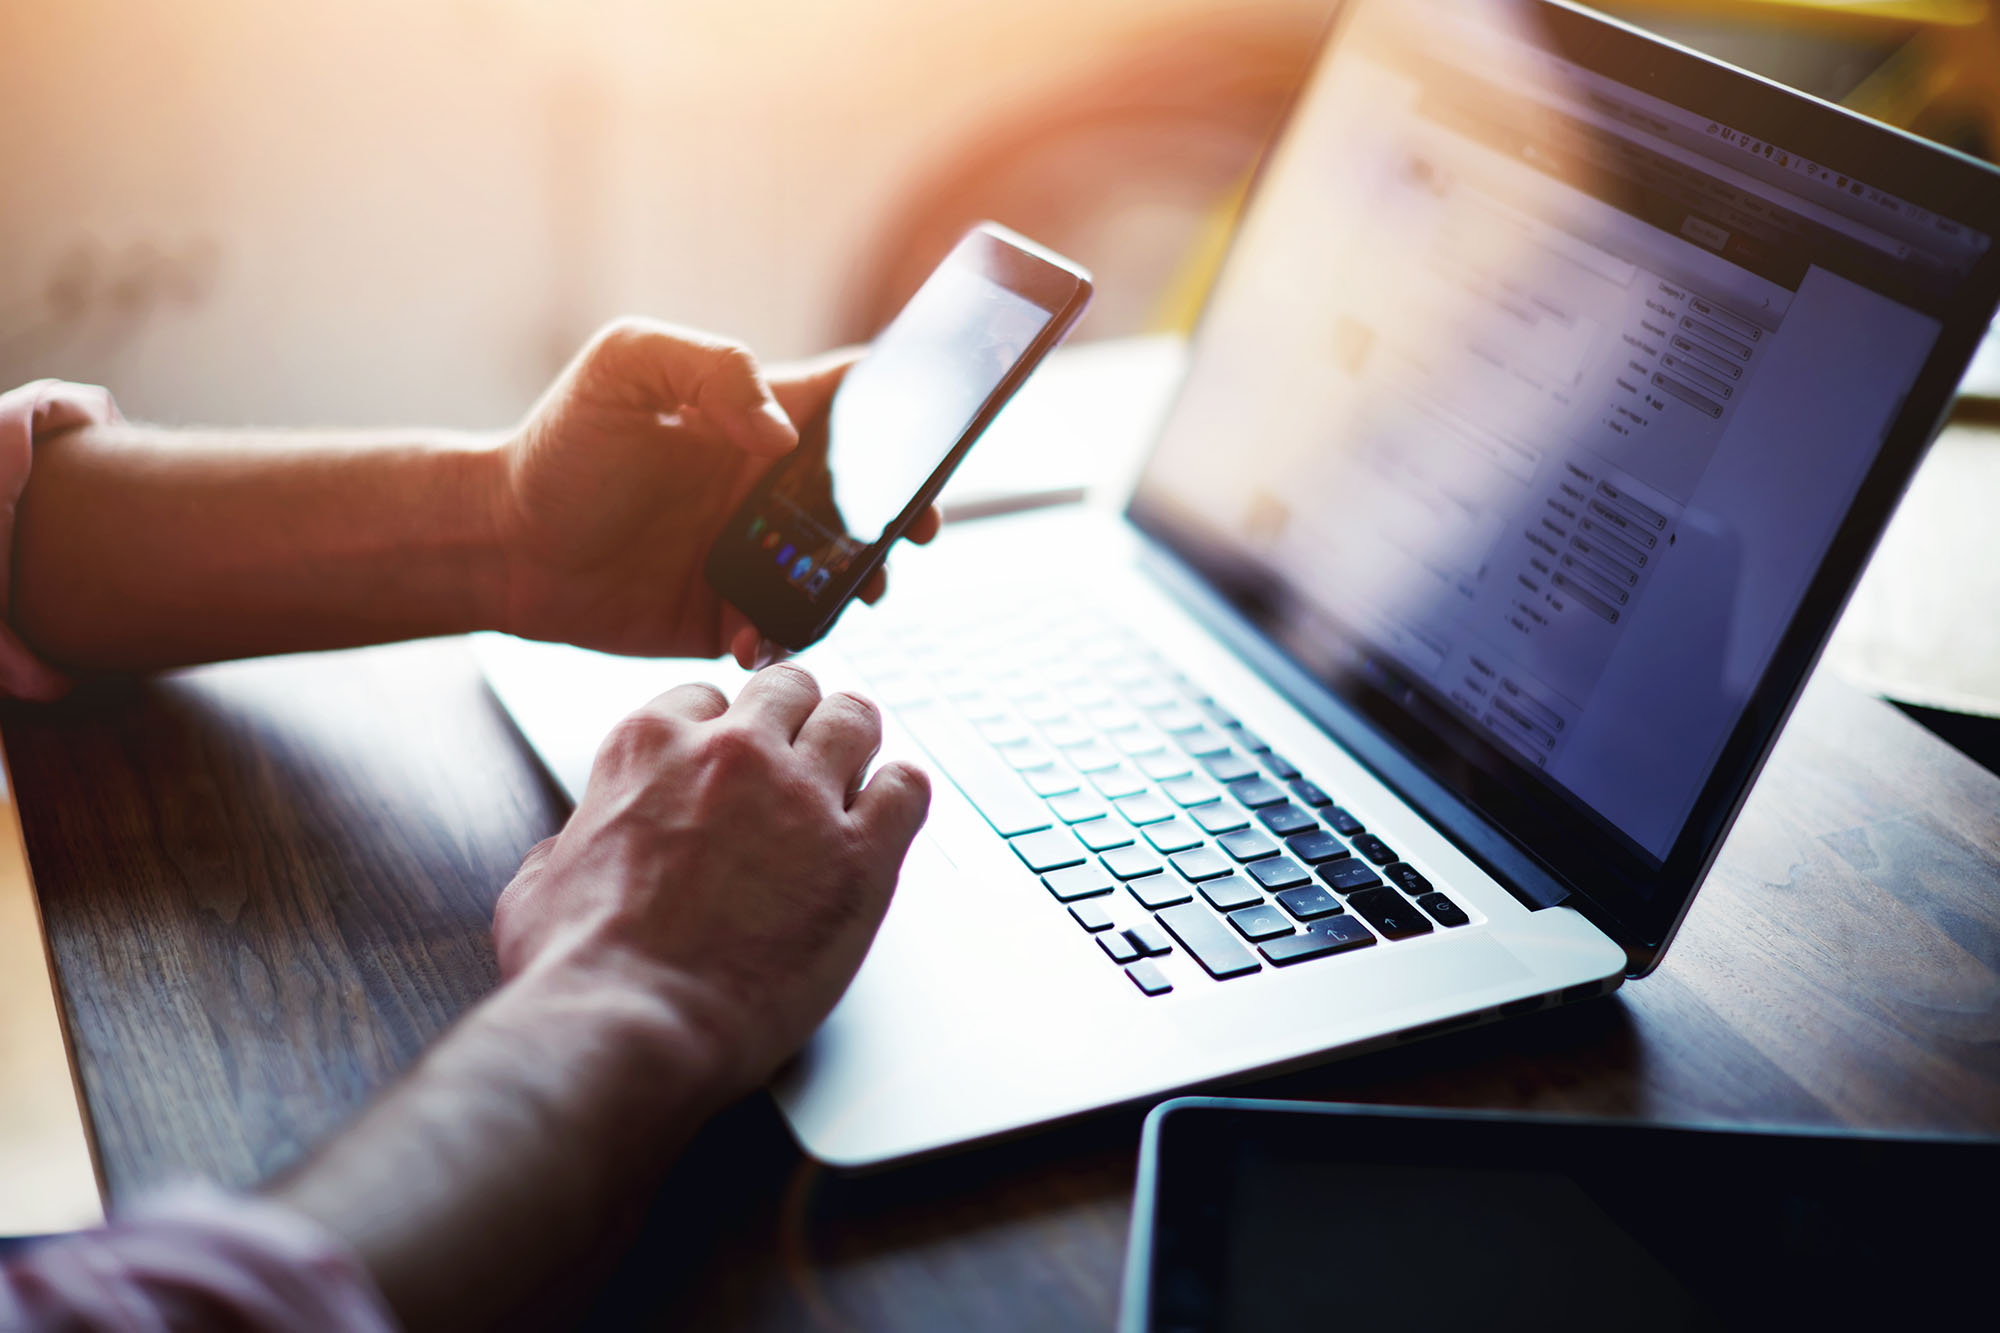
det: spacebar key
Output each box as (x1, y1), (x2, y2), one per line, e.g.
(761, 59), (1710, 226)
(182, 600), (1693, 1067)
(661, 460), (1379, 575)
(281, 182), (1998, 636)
(896, 702), (1052, 838)
(1156, 904), (1261, 979)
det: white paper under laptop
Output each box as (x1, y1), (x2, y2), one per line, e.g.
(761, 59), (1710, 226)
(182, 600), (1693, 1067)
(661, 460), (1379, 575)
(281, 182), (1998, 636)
(484, 0), (2000, 1165)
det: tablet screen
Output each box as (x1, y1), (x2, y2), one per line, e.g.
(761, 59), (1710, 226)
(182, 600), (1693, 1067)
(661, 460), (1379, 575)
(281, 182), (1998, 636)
(1133, 1101), (1998, 1332)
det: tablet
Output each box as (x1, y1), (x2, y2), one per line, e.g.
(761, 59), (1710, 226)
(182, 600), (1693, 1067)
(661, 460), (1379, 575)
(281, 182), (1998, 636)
(1119, 1097), (1997, 1332)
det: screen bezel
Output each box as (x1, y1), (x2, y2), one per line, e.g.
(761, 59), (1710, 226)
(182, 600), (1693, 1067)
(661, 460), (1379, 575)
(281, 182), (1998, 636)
(1120, 1097), (2000, 1333)
(1124, 0), (2000, 971)
(708, 223), (1092, 650)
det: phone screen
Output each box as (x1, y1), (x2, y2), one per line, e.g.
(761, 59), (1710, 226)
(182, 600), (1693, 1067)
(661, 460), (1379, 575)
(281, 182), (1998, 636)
(744, 262), (1059, 603)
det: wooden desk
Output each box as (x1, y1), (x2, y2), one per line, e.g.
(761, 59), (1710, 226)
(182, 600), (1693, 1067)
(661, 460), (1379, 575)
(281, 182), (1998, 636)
(7, 635), (1999, 1329)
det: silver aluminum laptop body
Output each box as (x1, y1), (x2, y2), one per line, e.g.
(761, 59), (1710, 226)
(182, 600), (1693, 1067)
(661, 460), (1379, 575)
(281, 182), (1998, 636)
(480, 0), (2000, 1165)
(479, 508), (1625, 1166)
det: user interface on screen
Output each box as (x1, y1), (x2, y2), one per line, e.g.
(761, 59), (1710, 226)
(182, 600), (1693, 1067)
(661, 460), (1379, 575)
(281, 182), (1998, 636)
(1133, 0), (1988, 864)
(748, 262), (1055, 602)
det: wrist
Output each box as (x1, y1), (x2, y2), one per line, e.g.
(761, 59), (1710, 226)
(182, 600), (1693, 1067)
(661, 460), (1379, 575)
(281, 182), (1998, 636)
(455, 432), (519, 636)
(509, 930), (749, 1127)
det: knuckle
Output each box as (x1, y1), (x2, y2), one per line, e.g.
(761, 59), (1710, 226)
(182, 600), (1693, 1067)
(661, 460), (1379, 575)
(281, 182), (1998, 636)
(670, 681), (728, 717)
(597, 708), (679, 766)
(825, 690), (881, 733)
(588, 316), (648, 360)
(698, 721), (773, 779)
(761, 661), (821, 697)
(711, 338), (758, 375)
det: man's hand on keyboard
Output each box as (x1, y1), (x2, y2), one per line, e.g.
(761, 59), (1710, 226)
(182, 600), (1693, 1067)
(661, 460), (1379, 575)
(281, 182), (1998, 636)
(275, 663), (929, 1328)
(492, 662), (932, 1097)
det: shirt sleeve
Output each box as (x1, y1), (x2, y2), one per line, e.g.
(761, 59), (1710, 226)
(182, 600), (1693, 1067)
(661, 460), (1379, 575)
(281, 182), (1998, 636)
(0, 378), (120, 701)
(0, 1185), (398, 1333)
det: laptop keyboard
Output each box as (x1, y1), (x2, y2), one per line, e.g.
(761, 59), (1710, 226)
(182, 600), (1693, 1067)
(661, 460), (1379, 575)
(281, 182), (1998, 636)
(840, 602), (1472, 997)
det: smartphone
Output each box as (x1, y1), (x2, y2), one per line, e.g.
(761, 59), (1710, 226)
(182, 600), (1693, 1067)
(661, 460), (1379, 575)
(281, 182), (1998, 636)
(705, 223), (1092, 650)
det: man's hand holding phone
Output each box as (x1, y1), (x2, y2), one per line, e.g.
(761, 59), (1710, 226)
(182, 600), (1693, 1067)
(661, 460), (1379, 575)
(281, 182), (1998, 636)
(491, 321), (941, 668)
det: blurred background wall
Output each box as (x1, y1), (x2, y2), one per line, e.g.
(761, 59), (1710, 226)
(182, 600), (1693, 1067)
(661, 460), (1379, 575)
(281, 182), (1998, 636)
(0, 0), (1327, 428)
(2, 0), (1986, 430)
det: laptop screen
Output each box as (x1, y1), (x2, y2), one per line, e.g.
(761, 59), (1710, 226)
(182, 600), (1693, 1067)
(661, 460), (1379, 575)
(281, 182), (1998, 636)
(1128, 0), (1999, 936)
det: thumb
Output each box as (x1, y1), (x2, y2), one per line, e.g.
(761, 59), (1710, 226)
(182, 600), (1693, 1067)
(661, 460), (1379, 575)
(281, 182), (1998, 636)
(769, 348), (861, 437)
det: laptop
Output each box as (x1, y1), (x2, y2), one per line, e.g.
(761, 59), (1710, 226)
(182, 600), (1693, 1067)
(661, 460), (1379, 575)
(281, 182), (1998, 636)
(480, 0), (2000, 1166)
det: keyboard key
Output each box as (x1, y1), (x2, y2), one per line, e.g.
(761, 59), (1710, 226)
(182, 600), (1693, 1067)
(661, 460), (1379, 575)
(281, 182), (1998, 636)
(1000, 742), (1057, 771)
(1125, 919), (1174, 956)
(1347, 888), (1435, 940)
(1126, 681), (1180, 710)
(1089, 766), (1149, 800)
(1115, 793), (1175, 827)
(1351, 833), (1399, 866)
(1257, 803), (1318, 837)
(1042, 863), (1115, 902)
(1075, 818), (1137, 852)
(1191, 802), (1251, 835)
(1067, 743), (1123, 774)
(1258, 750), (1302, 781)
(1236, 728), (1271, 753)
(1143, 820), (1205, 854)
(1116, 729), (1171, 758)
(1127, 876), (1194, 910)
(951, 692), (1008, 722)
(1062, 682), (1116, 709)
(1098, 932), (1142, 964)
(1170, 847), (1235, 882)
(1086, 703), (1143, 733)
(1018, 695), (1068, 724)
(1137, 750), (1193, 781)
(1023, 766), (1081, 798)
(1041, 720), (1094, 749)
(1126, 959), (1173, 996)
(1417, 892), (1470, 927)
(1012, 827), (1088, 873)
(1227, 778), (1289, 809)
(1196, 699), (1241, 729)
(1289, 779), (1333, 808)
(1247, 856), (1312, 890)
(1319, 859), (1383, 893)
(1102, 845), (1165, 880)
(1151, 704), (1206, 733)
(1275, 884), (1343, 920)
(1323, 806), (1366, 836)
(1228, 902), (1295, 942)
(1173, 726), (1234, 758)
(1048, 791), (1109, 825)
(1156, 902), (1262, 979)
(1069, 899), (1115, 932)
(1285, 831), (1350, 865)
(1384, 862), (1434, 895)
(977, 717), (1030, 747)
(1201, 751), (1260, 784)
(1260, 916), (1376, 965)
(1219, 829), (1280, 862)
(899, 703), (1051, 837)
(1199, 874), (1264, 912)
(1162, 776), (1223, 808)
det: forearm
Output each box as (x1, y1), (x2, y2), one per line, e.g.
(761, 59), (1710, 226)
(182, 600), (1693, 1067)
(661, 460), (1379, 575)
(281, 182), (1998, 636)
(273, 947), (728, 1331)
(12, 423), (511, 671)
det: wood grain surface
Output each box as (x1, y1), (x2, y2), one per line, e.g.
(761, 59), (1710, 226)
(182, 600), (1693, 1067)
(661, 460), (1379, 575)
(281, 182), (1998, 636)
(6, 635), (1997, 1330)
